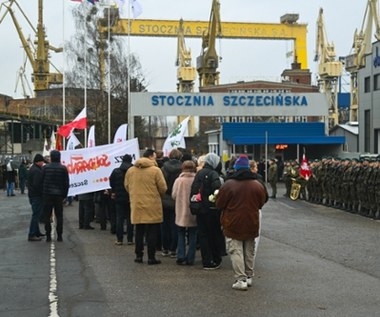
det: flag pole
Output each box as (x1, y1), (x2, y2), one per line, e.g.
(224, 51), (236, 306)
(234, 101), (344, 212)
(107, 0), (111, 144)
(84, 5), (88, 147)
(127, 0), (132, 139)
(265, 130), (268, 183)
(62, 0), (66, 149)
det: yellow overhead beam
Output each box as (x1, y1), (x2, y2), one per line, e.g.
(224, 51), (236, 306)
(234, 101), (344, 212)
(99, 18), (308, 69)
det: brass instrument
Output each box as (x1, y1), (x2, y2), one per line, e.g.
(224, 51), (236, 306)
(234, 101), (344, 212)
(290, 177), (301, 200)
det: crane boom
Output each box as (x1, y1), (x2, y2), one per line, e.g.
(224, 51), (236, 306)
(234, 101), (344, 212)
(314, 8), (343, 128)
(176, 18), (197, 136)
(176, 18), (196, 92)
(196, 0), (222, 87)
(345, 0), (380, 121)
(0, 0), (62, 94)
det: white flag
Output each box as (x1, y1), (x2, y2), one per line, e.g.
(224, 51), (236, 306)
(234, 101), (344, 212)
(66, 132), (81, 150)
(49, 131), (56, 151)
(87, 125), (96, 148)
(114, 0), (127, 17)
(162, 116), (190, 156)
(113, 123), (128, 143)
(42, 138), (50, 157)
(130, 0), (142, 18)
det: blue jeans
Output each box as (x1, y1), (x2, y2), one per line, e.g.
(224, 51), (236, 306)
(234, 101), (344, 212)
(177, 226), (197, 265)
(6, 181), (15, 196)
(161, 208), (178, 252)
(28, 197), (43, 237)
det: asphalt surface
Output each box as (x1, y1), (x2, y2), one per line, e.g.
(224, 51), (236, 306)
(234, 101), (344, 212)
(0, 184), (379, 317)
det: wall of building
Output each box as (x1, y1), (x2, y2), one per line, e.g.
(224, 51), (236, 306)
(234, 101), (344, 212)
(330, 127), (358, 153)
(359, 41), (380, 154)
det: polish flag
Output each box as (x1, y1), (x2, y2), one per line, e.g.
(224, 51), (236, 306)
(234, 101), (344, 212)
(57, 107), (87, 138)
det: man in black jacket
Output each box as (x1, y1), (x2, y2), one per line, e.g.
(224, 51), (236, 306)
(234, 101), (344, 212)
(42, 150), (70, 242)
(27, 154), (45, 241)
(109, 154), (134, 245)
(161, 149), (183, 257)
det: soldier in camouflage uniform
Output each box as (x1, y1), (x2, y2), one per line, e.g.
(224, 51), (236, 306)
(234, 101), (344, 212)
(282, 161), (293, 198)
(367, 160), (377, 218)
(307, 161), (317, 202)
(340, 158), (351, 210)
(358, 158), (370, 216)
(314, 160), (324, 204)
(348, 159), (360, 213)
(374, 159), (380, 219)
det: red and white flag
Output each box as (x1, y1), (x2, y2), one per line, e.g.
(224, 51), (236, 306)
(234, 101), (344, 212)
(300, 154), (312, 180)
(57, 107), (87, 138)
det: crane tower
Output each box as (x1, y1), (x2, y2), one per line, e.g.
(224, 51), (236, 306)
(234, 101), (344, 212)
(0, 0), (63, 95)
(314, 8), (343, 129)
(345, 0), (380, 122)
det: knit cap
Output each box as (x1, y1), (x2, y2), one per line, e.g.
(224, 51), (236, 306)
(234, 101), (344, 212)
(233, 155), (250, 170)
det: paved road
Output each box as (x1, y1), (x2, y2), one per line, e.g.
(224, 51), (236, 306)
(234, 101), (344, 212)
(0, 184), (379, 317)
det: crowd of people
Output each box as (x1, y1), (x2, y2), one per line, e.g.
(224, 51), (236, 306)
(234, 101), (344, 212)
(17, 148), (269, 291)
(8, 147), (380, 289)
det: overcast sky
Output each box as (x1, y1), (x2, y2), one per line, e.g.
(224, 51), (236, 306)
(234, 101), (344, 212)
(0, 0), (373, 98)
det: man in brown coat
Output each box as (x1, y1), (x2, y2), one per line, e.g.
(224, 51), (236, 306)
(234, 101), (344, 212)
(216, 155), (268, 291)
(125, 149), (167, 265)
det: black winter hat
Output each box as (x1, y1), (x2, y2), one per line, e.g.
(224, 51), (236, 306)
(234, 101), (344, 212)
(33, 153), (44, 163)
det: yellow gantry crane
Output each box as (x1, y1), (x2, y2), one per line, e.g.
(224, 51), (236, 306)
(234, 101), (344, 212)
(176, 18), (196, 92)
(314, 8), (343, 129)
(98, 17), (309, 75)
(345, 0), (380, 122)
(196, 0), (222, 88)
(0, 0), (62, 95)
(176, 18), (197, 135)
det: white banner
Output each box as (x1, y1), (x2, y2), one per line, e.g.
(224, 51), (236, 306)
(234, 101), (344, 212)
(50, 131), (56, 151)
(113, 123), (128, 143)
(87, 125), (96, 148)
(61, 138), (140, 196)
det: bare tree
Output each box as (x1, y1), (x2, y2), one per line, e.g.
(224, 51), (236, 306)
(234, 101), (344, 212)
(65, 4), (148, 145)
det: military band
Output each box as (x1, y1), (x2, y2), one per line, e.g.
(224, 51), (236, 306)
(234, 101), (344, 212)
(282, 157), (380, 220)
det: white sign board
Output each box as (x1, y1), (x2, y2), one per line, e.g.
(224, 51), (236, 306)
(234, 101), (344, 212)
(130, 92), (329, 117)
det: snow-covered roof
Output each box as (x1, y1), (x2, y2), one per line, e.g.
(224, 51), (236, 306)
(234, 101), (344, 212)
(337, 123), (359, 135)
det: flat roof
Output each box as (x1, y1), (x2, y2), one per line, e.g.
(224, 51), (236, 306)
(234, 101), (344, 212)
(223, 122), (345, 145)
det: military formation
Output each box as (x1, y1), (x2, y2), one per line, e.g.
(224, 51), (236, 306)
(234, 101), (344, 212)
(302, 157), (380, 220)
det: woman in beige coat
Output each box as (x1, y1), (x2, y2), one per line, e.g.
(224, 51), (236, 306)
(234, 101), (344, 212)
(125, 150), (167, 265)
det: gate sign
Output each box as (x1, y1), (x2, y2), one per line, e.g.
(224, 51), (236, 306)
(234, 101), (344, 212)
(130, 92), (329, 117)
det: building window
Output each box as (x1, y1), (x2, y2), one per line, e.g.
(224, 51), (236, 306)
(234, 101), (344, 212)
(364, 110), (370, 152)
(374, 74), (380, 91)
(364, 76), (371, 92)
